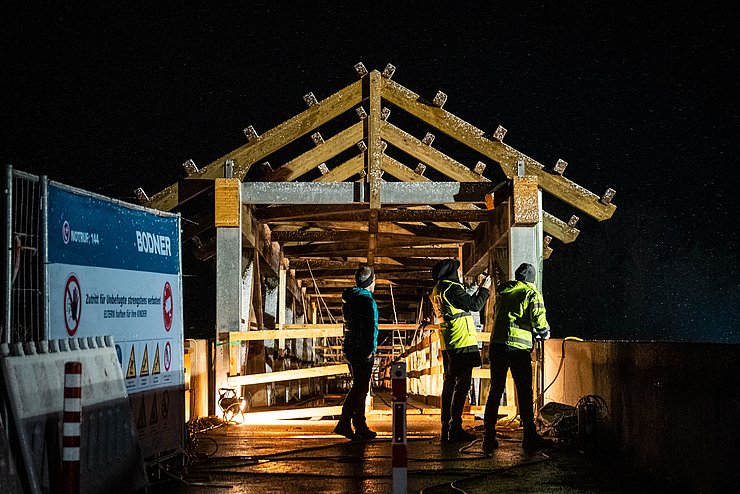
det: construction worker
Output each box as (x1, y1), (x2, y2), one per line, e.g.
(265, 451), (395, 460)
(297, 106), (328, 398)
(482, 262), (551, 453)
(333, 265), (379, 441)
(431, 259), (491, 442)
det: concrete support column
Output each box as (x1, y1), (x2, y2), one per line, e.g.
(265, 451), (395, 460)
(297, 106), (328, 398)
(215, 178), (242, 414)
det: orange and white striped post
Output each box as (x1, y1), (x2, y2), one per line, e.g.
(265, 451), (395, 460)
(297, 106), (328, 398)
(391, 361), (407, 493)
(62, 361), (82, 494)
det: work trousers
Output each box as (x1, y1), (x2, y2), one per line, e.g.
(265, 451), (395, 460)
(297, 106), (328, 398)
(483, 345), (536, 436)
(441, 351), (474, 430)
(339, 354), (374, 431)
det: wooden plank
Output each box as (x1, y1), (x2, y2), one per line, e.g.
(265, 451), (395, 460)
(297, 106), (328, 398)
(543, 211), (580, 244)
(315, 154), (365, 182)
(229, 326), (344, 341)
(381, 154), (429, 183)
(382, 79), (616, 221)
(227, 364), (350, 386)
(242, 406), (344, 422)
(277, 323), (343, 330)
(382, 121), (491, 183)
(277, 220), (415, 236)
(268, 122), (364, 182)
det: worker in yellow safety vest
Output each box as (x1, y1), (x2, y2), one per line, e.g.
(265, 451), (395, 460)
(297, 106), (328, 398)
(430, 259), (491, 442)
(482, 262), (551, 453)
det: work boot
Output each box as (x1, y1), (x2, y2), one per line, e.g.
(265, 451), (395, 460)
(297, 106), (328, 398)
(354, 428), (377, 440)
(333, 420), (356, 440)
(482, 434), (499, 454)
(522, 432), (552, 450)
(440, 424), (450, 443)
(448, 427), (477, 442)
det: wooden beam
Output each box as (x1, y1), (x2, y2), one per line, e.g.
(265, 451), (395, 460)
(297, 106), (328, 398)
(268, 122), (364, 182)
(382, 121), (491, 183)
(462, 200), (511, 276)
(367, 70), (383, 210)
(229, 324), (344, 341)
(543, 211), (580, 244)
(227, 364), (349, 386)
(382, 79), (616, 220)
(367, 71), (383, 265)
(314, 153), (365, 182)
(255, 204), (368, 222)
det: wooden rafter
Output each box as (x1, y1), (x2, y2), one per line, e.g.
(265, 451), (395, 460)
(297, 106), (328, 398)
(381, 77), (616, 220)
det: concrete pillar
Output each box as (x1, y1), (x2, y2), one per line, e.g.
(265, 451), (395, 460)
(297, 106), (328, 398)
(215, 178), (242, 414)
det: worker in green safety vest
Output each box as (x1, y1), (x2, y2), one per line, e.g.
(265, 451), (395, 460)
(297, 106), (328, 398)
(430, 259), (491, 442)
(482, 262), (552, 453)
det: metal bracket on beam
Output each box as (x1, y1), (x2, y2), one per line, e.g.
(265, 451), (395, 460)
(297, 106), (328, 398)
(516, 159), (526, 177)
(600, 188), (616, 205)
(492, 125), (507, 141)
(355, 107), (368, 120)
(182, 159), (199, 176)
(224, 159), (234, 179)
(414, 163), (426, 176)
(473, 161), (487, 176)
(432, 91), (447, 108)
(567, 215), (580, 228)
(357, 141), (368, 152)
(354, 62), (368, 78)
(243, 125), (260, 142)
(381, 107), (391, 121)
(421, 132), (435, 146)
(553, 159), (568, 175)
(303, 92), (318, 107)
(311, 132), (324, 145)
(318, 163), (329, 175)
(382, 63), (396, 79)
(134, 188), (149, 204)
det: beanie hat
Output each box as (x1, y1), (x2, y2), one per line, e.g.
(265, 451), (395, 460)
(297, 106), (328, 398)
(432, 259), (460, 281)
(355, 265), (375, 288)
(514, 263), (536, 283)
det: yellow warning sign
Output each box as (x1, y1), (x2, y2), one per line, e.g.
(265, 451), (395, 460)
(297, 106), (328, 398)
(140, 344), (149, 377)
(137, 397), (147, 428)
(126, 347), (137, 379)
(152, 343), (161, 375)
(149, 393), (158, 425)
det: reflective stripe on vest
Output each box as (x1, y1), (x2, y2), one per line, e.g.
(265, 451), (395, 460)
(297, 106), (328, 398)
(506, 326), (533, 350)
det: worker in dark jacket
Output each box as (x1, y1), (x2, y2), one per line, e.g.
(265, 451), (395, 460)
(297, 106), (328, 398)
(431, 259), (491, 442)
(334, 265), (379, 441)
(483, 262), (551, 453)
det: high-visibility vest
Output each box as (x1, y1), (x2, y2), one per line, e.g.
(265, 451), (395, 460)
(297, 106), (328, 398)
(430, 280), (479, 350)
(492, 281), (549, 351)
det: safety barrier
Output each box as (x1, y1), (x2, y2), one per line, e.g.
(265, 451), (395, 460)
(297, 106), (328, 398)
(0, 413), (23, 493)
(0, 336), (147, 494)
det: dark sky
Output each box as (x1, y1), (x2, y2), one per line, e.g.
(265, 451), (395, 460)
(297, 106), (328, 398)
(2, 1), (738, 343)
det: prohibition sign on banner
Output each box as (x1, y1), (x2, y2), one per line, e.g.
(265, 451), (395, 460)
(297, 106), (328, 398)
(162, 281), (173, 331)
(164, 341), (172, 372)
(64, 274), (82, 336)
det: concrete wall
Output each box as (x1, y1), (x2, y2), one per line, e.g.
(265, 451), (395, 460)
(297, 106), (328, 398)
(543, 339), (740, 492)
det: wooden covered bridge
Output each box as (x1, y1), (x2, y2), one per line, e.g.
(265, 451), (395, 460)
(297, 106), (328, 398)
(136, 64), (616, 419)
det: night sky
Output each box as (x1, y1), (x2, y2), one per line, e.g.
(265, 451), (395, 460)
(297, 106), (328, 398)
(2, 1), (738, 343)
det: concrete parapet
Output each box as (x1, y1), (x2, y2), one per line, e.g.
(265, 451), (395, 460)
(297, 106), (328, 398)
(543, 338), (740, 492)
